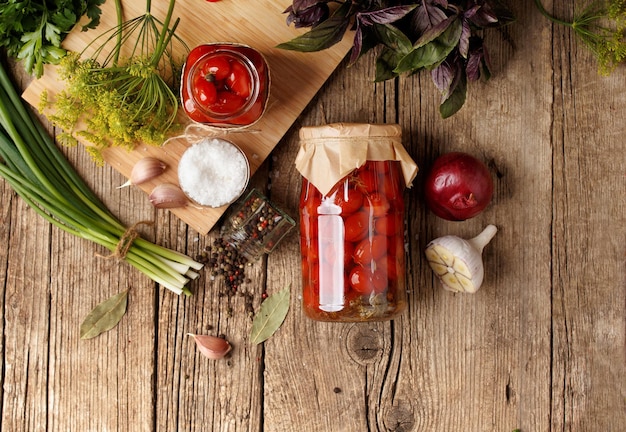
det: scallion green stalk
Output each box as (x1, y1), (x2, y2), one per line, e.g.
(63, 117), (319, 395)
(0, 60), (202, 295)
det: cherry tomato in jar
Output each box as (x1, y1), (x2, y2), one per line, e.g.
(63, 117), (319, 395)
(353, 235), (388, 265)
(331, 185), (364, 215)
(374, 213), (401, 236)
(349, 267), (387, 294)
(226, 61), (252, 98)
(354, 168), (378, 194)
(376, 253), (400, 280)
(201, 55), (231, 81)
(211, 91), (246, 115)
(364, 193), (390, 217)
(192, 77), (217, 105)
(344, 210), (371, 242)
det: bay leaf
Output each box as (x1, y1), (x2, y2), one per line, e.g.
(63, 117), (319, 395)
(250, 286), (291, 345)
(80, 289), (129, 339)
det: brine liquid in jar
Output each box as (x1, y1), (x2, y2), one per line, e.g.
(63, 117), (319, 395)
(300, 160), (407, 321)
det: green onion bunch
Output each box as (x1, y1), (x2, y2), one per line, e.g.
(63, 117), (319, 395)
(0, 60), (202, 295)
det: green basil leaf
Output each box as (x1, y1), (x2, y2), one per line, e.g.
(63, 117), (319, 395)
(439, 71), (467, 119)
(373, 23), (413, 55)
(276, 2), (350, 52)
(250, 286), (290, 345)
(394, 18), (463, 74)
(80, 289), (129, 339)
(375, 47), (403, 82)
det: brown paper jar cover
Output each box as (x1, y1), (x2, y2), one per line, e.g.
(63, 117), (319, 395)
(295, 123), (418, 196)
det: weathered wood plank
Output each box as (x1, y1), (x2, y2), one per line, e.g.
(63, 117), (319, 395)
(550, 3), (626, 430)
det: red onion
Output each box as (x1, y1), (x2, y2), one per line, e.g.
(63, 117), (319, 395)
(424, 152), (494, 221)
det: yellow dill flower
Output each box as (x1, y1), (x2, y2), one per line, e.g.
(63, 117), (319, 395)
(535, 0), (626, 75)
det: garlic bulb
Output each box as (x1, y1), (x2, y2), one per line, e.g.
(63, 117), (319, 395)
(118, 157), (167, 188)
(149, 183), (188, 209)
(425, 224), (497, 293)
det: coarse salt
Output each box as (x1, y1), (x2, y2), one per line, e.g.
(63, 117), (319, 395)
(178, 138), (249, 207)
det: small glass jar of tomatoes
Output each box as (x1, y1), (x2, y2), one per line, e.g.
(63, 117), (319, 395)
(181, 43), (270, 127)
(295, 123), (418, 322)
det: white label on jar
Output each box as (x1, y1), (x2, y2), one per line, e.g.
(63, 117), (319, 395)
(317, 214), (345, 312)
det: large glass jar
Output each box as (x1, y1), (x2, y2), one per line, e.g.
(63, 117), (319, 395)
(181, 43), (269, 127)
(295, 123), (418, 322)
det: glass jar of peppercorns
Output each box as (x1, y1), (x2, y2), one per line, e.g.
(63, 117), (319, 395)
(295, 123), (418, 322)
(220, 189), (296, 261)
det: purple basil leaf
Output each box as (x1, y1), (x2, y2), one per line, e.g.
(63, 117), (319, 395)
(458, 18), (471, 58)
(432, 0), (449, 7)
(350, 21), (364, 64)
(468, 4), (499, 27)
(466, 50), (481, 81)
(431, 61), (455, 98)
(412, 2), (448, 34)
(463, 5), (480, 20)
(350, 24), (382, 65)
(286, 3), (330, 28)
(466, 36), (491, 81)
(356, 5), (417, 27)
(291, 0), (328, 13)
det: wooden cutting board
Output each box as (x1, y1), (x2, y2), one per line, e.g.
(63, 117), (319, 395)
(22, 0), (352, 235)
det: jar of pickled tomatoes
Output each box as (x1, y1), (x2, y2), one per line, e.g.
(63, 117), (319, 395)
(181, 43), (270, 127)
(295, 123), (418, 322)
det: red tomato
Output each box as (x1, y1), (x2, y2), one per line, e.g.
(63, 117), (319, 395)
(226, 61), (252, 98)
(201, 55), (231, 81)
(343, 241), (354, 266)
(332, 185), (364, 215)
(192, 77), (217, 105)
(353, 235), (388, 265)
(370, 269), (388, 293)
(376, 254), (399, 280)
(364, 193), (390, 217)
(349, 267), (387, 294)
(344, 211), (370, 242)
(379, 165), (403, 200)
(353, 167), (378, 193)
(374, 214), (401, 236)
(210, 91), (246, 114)
(349, 267), (371, 294)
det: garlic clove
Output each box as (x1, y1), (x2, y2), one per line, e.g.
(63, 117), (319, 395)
(118, 157), (167, 188)
(425, 224), (497, 294)
(149, 183), (188, 209)
(188, 334), (232, 360)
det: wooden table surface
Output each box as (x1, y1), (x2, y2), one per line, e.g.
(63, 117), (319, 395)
(1, 2), (625, 431)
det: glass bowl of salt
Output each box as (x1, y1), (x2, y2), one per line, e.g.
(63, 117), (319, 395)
(177, 137), (250, 208)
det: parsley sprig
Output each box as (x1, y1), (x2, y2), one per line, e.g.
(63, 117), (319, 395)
(0, 0), (105, 78)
